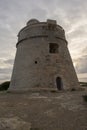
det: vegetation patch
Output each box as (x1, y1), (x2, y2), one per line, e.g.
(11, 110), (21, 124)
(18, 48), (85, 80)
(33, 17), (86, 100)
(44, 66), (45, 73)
(80, 82), (87, 87)
(30, 128), (40, 130)
(0, 81), (10, 91)
(82, 95), (87, 102)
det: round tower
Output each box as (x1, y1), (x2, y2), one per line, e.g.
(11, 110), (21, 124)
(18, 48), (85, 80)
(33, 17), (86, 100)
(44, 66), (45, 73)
(9, 19), (79, 91)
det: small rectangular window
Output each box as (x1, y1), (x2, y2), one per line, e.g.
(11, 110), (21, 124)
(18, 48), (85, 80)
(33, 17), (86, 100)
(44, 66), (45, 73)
(49, 43), (58, 53)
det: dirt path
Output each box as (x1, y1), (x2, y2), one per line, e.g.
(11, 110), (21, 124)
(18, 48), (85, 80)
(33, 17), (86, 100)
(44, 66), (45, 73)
(0, 90), (87, 130)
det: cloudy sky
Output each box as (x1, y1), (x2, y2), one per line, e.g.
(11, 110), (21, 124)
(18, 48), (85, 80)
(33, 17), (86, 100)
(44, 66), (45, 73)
(0, 0), (87, 83)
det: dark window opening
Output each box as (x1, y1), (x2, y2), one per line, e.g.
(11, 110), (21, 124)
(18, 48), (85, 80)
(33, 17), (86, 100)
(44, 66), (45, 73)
(49, 43), (59, 53)
(56, 77), (63, 90)
(48, 24), (54, 30)
(35, 61), (37, 64)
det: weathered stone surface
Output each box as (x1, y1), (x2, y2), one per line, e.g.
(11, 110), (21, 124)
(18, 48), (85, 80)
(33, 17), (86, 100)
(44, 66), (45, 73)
(0, 117), (31, 130)
(9, 19), (79, 91)
(0, 90), (87, 130)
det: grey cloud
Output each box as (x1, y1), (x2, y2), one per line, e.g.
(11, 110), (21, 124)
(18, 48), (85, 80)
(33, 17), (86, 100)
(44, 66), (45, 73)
(0, 74), (10, 80)
(0, 67), (12, 82)
(0, 0), (87, 82)
(75, 47), (87, 73)
(0, 65), (12, 83)
(76, 55), (87, 73)
(28, 7), (47, 20)
(4, 59), (14, 65)
(0, 68), (12, 74)
(0, 58), (14, 67)
(0, 73), (11, 83)
(68, 26), (87, 39)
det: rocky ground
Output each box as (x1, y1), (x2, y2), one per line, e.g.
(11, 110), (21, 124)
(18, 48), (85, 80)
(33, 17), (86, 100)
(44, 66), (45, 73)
(0, 88), (87, 130)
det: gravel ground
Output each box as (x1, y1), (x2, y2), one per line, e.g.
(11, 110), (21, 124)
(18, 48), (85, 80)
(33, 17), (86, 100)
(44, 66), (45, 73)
(0, 89), (87, 130)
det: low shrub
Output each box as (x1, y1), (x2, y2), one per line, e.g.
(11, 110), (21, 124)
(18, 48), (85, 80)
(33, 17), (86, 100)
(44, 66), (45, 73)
(82, 95), (87, 102)
(0, 81), (10, 91)
(30, 128), (40, 130)
(80, 82), (87, 87)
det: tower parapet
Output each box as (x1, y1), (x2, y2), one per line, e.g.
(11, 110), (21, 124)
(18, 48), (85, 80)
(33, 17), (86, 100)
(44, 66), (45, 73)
(17, 19), (67, 47)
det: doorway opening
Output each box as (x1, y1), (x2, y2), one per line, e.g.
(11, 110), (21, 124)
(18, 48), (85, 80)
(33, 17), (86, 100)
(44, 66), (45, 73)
(56, 77), (63, 90)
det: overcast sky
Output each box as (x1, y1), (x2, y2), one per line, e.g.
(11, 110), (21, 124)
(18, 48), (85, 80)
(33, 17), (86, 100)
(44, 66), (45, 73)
(0, 0), (87, 83)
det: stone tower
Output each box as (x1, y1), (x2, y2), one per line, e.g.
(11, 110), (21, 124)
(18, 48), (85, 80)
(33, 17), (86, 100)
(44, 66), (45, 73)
(9, 19), (79, 91)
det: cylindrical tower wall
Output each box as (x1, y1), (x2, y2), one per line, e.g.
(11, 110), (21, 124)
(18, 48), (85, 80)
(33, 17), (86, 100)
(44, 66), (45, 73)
(9, 19), (79, 91)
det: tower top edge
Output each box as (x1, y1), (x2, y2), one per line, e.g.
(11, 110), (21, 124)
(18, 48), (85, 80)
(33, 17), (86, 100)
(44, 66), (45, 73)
(19, 19), (64, 34)
(27, 19), (40, 25)
(27, 19), (57, 26)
